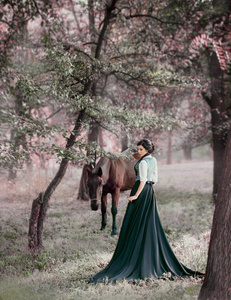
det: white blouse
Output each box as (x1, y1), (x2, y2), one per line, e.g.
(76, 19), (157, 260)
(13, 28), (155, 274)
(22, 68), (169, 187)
(139, 159), (158, 184)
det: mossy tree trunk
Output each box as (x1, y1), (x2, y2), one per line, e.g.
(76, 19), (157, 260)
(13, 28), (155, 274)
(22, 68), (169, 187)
(198, 125), (231, 299)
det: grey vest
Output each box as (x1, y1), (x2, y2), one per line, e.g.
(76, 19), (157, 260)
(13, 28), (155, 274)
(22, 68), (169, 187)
(135, 155), (157, 182)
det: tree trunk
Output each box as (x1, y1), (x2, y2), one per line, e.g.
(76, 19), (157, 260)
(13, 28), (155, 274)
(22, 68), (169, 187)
(200, 0), (231, 200)
(167, 130), (172, 164)
(209, 51), (226, 199)
(88, 0), (96, 55)
(28, 192), (43, 249)
(77, 0), (110, 201)
(77, 122), (99, 200)
(121, 134), (128, 152)
(182, 144), (192, 160)
(77, 164), (91, 200)
(8, 90), (23, 181)
(208, 0), (231, 199)
(210, 107), (226, 199)
(8, 28), (32, 180)
(198, 126), (231, 300)
(8, 165), (17, 181)
(98, 126), (104, 147)
(28, 109), (86, 249)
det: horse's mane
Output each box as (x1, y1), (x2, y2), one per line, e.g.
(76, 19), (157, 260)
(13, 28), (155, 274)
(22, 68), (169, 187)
(121, 146), (136, 154)
(92, 147), (136, 174)
(93, 157), (105, 174)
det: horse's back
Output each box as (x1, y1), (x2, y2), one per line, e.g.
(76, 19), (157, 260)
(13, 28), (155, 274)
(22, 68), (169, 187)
(110, 158), (135, 191)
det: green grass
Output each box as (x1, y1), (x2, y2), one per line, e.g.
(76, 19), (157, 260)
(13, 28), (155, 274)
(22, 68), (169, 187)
(0, 161), (213, 300)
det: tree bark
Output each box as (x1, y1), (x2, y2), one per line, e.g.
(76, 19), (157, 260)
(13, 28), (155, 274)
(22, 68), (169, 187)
(121, 134), (128, 152)
(77, 122), (99, 200)
(8, 89), (24, 181)
(198, 126), (231, 300)
(28, 192), (43, 249)
(207, 51), (226, 199)
(77, 164), (91, 200)
(98, 126), (104, 147)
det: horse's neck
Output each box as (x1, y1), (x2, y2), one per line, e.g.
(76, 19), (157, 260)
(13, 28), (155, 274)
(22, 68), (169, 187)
(95, 157), (110, 184)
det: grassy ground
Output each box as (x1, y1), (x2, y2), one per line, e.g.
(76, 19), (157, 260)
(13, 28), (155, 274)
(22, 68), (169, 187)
(0, 160), (214, 300)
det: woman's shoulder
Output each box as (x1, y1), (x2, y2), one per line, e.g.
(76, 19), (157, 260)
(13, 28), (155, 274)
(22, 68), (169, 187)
(142, 156), (157, 168)
(143, 155), (157, 162)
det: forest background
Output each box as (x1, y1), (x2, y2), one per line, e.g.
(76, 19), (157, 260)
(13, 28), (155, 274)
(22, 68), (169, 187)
(0, 0), (231, 299)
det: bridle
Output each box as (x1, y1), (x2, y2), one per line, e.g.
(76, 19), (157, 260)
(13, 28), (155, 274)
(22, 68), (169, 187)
(88, 172), (103, 203)
(90, 184), (103, 203)
(90, 198), (101, 202)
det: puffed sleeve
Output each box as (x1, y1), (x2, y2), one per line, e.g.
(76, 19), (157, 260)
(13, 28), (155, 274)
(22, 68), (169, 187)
(139, 160), (148, 183)
(152, 157), (158, 184)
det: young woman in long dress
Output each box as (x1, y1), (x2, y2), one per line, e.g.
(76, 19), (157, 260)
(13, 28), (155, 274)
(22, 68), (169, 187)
(89, 139), (204, 283)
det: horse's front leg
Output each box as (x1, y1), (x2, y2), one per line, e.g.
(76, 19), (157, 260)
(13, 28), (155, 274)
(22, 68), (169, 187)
(101, 193), (108, 231)
(111, 188), (120, 236)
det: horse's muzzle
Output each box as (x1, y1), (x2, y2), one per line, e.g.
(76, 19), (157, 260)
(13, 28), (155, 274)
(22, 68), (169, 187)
(90, 199), (100, 211)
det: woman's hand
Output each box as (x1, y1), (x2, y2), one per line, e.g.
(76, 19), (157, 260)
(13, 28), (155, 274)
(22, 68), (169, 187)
(128, 195), (137, 202)
(128, 181), (145, 202)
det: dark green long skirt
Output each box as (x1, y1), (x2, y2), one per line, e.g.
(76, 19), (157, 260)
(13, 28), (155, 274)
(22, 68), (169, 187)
(89, 181), (204, 284)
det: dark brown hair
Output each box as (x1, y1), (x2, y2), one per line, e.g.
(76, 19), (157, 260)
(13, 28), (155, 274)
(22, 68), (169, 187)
(137, 139), (155, 153)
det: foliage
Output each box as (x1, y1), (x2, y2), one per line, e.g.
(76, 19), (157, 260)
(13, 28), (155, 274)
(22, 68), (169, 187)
(1, 0), (230, 174)
(1, 0), (197, 171)
(0, 0), (57, 74)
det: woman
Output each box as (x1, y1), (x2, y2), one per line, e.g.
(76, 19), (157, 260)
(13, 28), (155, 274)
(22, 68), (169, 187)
(89, 139), (204, 283)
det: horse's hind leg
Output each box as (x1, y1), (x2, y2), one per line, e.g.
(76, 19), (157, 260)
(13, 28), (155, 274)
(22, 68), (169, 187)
(101, 193), (107, 231)
(111, 189), (119, 236)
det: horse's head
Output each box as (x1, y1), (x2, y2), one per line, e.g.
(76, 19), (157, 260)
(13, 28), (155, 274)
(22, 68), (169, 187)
(87, 167), (103, 211)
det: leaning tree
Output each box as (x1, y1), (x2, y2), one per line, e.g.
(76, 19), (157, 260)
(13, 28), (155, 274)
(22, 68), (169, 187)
(28, 0), (120, 250)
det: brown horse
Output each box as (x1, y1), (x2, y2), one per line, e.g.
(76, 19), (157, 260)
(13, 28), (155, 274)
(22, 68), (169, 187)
(87, 154), (137, 235)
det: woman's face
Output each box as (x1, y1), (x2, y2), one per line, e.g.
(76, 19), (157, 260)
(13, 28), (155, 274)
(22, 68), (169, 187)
(137, 145), (148, 158)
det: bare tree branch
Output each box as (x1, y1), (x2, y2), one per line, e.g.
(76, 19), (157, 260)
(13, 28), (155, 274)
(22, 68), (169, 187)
(125, 13), (183, 26)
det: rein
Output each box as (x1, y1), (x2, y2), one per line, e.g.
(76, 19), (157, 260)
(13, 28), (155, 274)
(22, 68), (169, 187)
(90, 198), (101, 202)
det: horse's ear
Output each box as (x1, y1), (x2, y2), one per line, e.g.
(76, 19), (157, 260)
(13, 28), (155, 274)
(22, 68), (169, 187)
(87, 167), (92, 176)
(97, 167), (103, 177)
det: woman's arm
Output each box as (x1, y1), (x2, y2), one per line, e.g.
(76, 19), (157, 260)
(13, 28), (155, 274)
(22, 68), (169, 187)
(128, 160), (147, 202)
(152, 157), (158, 184)
(128, 181), (146, 202)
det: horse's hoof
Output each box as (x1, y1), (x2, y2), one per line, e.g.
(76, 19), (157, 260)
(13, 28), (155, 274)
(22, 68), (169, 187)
(100, 226), (106, 231)
(111, 231), (117, 236)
